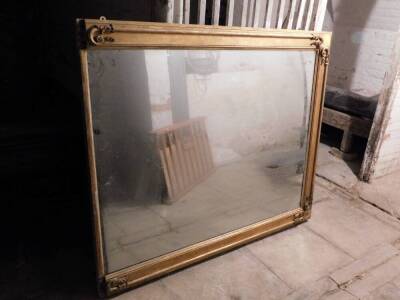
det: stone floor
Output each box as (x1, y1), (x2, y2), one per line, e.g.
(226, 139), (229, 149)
(115, 143), (400, 299)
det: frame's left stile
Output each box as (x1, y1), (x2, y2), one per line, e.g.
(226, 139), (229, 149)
(77, 18), (331, 296)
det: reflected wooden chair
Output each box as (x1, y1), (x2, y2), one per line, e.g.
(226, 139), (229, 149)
(154, 117), (215, 203)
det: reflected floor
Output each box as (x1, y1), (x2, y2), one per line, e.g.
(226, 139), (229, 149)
(102, 149), (303, 272)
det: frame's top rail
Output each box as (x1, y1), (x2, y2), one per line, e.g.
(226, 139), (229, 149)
(77, 19), (331, 50)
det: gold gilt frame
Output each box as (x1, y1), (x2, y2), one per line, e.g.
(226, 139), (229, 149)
(77, 18), (331, 297)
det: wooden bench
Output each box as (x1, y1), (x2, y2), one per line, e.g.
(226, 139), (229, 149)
(322, 89), (377, 159)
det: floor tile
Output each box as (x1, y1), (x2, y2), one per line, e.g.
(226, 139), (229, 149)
(115, 281), (181, 300)
(247, 226), (352, 288)
(321, 290), (357, 300)
(306, 197), (400, 258)
(330, 243), (399, 285)
(284, 277), (338, 300)
(317, 161), (359, 190)
(162, 248), (291, 300)
(345, 255), (400, 298)
(361, 283), (400, 300)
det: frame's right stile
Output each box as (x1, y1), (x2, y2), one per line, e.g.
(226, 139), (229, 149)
(78, 19), (331, 296)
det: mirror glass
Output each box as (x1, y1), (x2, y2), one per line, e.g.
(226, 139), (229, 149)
(87, 49), (315, 272)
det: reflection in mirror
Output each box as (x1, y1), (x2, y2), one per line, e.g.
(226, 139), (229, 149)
(87, 49), (315, 272)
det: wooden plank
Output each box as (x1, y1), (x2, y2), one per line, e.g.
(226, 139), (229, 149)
(166, 0), (174, 23)
(241, 0), (249, 27)
(253, 0), (262, 27)
(295, 0), (307, 29)
(212, 0), (221, 25)
(193, 120), (208, 173)
(184, 0), (191, 24)
(304, 0), (315, 30)
(314, 0), (328, 31)
(276, 0), (286, 29)
(264, 0), (275, 28)
(177, 127), (195, 184)
(198, 0), (207, 25)
(174, 130), (189, 187)
(287, 0), (297, 29)
(168, 132), (185, 192)
(161, 134), (178, 197)
(322, 107), (373, 138)
(247, 0), (255, 26)
(197, 119), (214, 170)
(158, 147), (173, 198)
(190, 122), (206, 176)
(226, 0), (235, 26)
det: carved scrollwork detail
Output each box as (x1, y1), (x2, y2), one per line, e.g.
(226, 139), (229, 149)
(88, 20), (114, 45)
(311, 34), (329, 65)
(107, 276), (128, 293)
(293, 212), (305, 224)
(320, 48), (329, 65)
(304, 196), (312, 213)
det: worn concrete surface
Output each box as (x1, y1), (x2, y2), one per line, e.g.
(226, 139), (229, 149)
(114, 144), (400, 299)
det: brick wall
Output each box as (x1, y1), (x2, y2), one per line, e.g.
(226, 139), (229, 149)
(323, 0), (400, 97)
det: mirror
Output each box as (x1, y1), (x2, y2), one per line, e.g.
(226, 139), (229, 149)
(79, 19), (330, 296)
(88, 49), (314, 272)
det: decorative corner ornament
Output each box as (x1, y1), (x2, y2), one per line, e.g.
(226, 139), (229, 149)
(293, 211), (305, 224)
(88, 17), (115, 45)
(107, 276), (128, 294)
(311, 34), (329, 66)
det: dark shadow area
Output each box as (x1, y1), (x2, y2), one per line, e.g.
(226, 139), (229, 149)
(320, 123), (367, 176)
(0, 1), (156, 299)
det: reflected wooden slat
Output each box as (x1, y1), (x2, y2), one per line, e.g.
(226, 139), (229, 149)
(168, 133), (185, 192)
(161, 134), (178, 197)
(276, 0), (286, 29)
(314, 0), (327, 31)
(226, 0), (235, 26)
(175, 0), (184, 24)
(295, 0), (307, 29)
(287, 0), (297, 29)
(253, 0), (262, 27)
(193, 120), (208, 173)
(304, 0), (315, 30)
(167, 0), (174, 23)
(241, 0), (249, 26)
(212, 0), (221, 25)
(247, 0), (255, 27)
(264, 0), (275, 28)
(174, 130), (189, 187)
(184, 0), (191, 24)
(157, 135), (174, 199)
(198, 0), (207, 25)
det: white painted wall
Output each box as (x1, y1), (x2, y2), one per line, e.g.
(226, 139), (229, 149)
(186, 50), (314, 165)
(323, 0), (400, 98)
(372, 62), (400, 178)
(144, 51), (173, 130)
